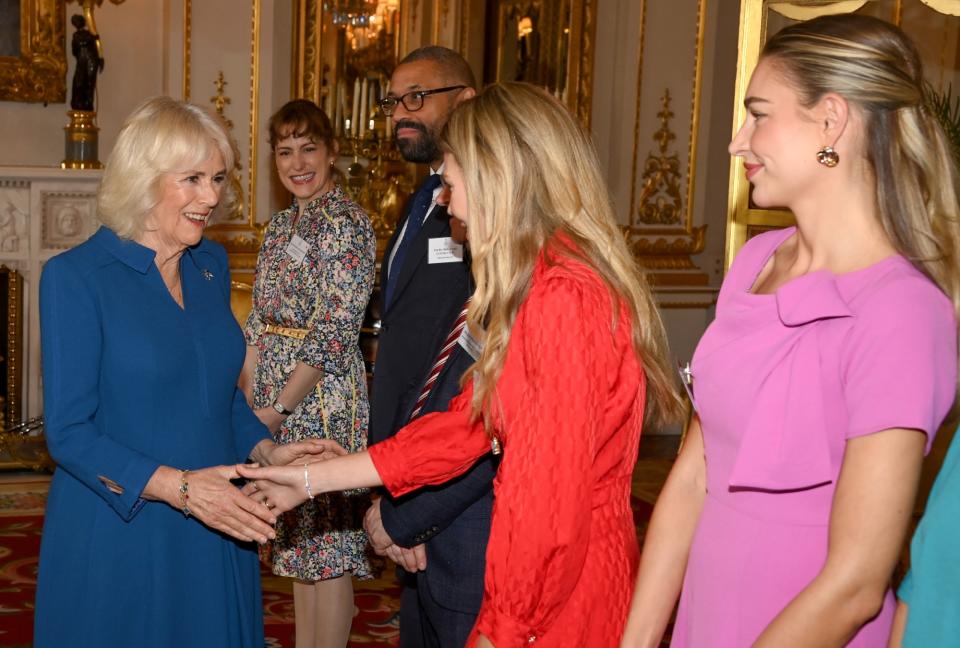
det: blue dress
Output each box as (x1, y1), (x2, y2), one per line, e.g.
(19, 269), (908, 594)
(35, 227), (269, 647)
(898, 425), (960, 646)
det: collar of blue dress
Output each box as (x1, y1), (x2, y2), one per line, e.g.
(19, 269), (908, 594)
(91, 226), (214, 276)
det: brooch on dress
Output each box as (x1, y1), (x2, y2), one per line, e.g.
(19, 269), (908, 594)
(201, 269), (214, 281)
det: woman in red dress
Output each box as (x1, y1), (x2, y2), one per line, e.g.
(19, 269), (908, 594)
(240, 82), (683, 647)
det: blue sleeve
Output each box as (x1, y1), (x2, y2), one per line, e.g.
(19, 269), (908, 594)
(208, 241), (270, 461)
(898, 569), (914, 604)
(40, 256), (160, 521)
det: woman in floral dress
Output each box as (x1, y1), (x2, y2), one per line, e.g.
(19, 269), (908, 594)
(242, 99), (375, 648)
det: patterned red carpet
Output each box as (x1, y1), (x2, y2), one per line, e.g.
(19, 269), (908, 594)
(0, 482), (655, 647)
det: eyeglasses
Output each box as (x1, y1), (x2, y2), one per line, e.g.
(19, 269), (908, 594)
(377, 85), (467, 116)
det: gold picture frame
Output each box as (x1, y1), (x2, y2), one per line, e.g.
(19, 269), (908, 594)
(0, 0), (66, 103)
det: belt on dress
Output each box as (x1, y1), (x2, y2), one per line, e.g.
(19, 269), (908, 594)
(263, 324), (309, 340)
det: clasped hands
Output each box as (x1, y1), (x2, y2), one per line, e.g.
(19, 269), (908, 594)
(363, 495), (428, 573)
(149, 438), (345, 545)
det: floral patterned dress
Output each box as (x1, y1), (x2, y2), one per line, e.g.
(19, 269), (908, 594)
(245, 185), (375, 581)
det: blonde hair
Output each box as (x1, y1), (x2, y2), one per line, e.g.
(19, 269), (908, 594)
(98, 96), (238, 239)
(442, 82), (683, 430)
(763, 14), (960, 334)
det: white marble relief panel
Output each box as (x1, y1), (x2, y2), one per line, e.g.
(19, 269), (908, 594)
(41, 191), (97, 251)
(0, 184), (30, 255)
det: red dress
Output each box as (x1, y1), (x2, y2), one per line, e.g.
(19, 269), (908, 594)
(369, 248), (646, 647)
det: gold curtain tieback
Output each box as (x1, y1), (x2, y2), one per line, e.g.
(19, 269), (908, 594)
(264, 324), (310, 340)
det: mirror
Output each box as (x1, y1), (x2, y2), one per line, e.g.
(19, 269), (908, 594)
(486, 0), (593, 125)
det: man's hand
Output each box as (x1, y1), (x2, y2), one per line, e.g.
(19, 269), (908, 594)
(363, 497), (394, 552)
(383, 543), (427, 572)
(364, 497), (427, 571)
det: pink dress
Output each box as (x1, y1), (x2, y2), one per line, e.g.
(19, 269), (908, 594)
(672, 227), (958, 647)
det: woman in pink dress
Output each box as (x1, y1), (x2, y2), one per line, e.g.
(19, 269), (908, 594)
(622, 14), (960, 648)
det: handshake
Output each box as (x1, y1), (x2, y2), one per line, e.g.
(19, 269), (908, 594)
(164, 438), (347, 545)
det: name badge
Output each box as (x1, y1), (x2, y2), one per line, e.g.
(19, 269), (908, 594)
(428, 237), (464, 264)
(458, 324), (484, 361)
(286, 234), (310, 263)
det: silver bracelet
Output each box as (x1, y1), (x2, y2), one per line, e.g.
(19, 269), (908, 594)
(303, 463), (315, 500)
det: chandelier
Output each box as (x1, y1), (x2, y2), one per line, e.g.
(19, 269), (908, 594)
(324, 0), (376, 27)
(324, 0), (399, 28)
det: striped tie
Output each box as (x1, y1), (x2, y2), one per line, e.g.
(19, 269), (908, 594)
(409, 298), (471, 421)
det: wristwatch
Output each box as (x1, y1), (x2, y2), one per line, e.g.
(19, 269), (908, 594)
(272, 399), (294, 416)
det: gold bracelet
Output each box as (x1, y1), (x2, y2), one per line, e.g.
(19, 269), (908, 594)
(178, 469), (191, 517)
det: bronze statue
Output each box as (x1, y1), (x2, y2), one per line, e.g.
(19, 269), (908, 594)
(69, 14), (104, 112)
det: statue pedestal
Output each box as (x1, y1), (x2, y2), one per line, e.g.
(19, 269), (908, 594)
(61, 110), (103, 170)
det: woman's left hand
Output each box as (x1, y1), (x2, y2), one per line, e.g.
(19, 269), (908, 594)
(237, 463), (309, 514)
(475, 634), (495, 648)
(254, 406), (286, 435)
(251, 438), (346, 467)
(266, 438), (347, 466)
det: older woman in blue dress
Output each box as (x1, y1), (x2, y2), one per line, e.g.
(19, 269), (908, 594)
(35, 96), (340, 648)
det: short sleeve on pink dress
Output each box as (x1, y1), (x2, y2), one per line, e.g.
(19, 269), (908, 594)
(841, 264), (957, 450)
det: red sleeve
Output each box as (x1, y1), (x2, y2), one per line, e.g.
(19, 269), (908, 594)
(368, 381), (491, 496)
(473, 275), (609, 646)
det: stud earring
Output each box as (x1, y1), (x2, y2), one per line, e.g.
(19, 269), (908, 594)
(816, 146), (839, 167)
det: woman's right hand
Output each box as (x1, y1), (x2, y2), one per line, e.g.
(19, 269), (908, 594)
(144, 465), (278, 544)
(236, 463), (308, 515)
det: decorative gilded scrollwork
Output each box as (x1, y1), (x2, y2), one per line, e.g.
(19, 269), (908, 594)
(637, 89), (683, 226)
(208, 71), (245, 223)
(0, 0), (66, 103)
(627, 225), (708, 271)
(210, 71), (234, 129)
(627, 0), (709, 286)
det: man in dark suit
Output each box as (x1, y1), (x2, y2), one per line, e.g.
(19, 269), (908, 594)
(366, 47), (496, 647)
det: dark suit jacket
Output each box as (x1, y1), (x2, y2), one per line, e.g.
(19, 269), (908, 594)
(370, 177), (493, 616)
(370, 187), (471, 445)
(380, 343), (497, 614)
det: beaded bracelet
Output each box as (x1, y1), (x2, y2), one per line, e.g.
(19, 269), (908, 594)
(178, 469), (191, 517)
(303, 463), (315, 500)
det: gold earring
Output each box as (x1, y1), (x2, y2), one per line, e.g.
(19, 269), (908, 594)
(816, 146), (839, 167)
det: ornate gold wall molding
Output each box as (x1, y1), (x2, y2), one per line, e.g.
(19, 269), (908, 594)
(626, 0), (708, 283)
(1, 267), (22, 430)
(211, 71), (233, 128)
(0, 0), (66, 103)
(246, 0), (261, 227)
(202, 0), (265, 263)
(183, 0), (192, 99)
(629, 226), (707, 271)
(637, 89), (682, 226)
(575, 0), (596, 126)
(292, 0), (322, 103)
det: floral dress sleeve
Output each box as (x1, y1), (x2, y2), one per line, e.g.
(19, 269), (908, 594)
(296, 198), (376, 375)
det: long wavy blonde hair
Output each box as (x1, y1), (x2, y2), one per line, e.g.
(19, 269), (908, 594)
(442, 82), (683, 431)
